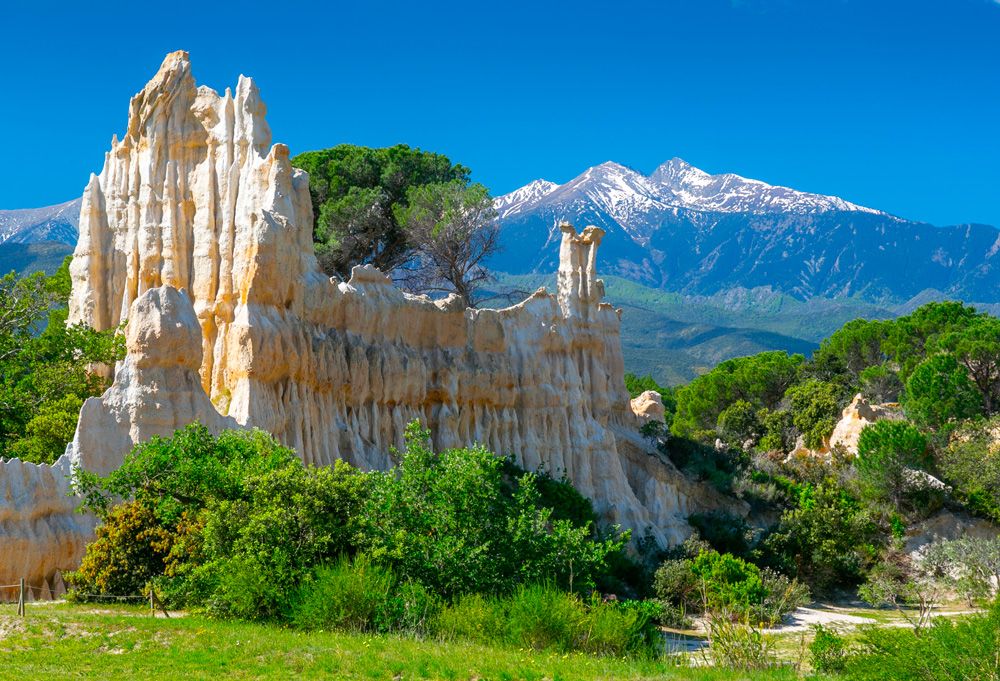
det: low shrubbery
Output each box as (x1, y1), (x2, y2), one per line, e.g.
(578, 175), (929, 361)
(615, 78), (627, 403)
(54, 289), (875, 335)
(654, 548), (809, 627)
(69, 421), (650, 659)
(839, 598), (1000, 680)
(434, 582), (662, 658)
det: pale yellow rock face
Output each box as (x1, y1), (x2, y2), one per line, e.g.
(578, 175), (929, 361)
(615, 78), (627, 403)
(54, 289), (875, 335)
(4, 52), (735, 594)
(630, 391), (666, 423)
(828, 393), (902, 455)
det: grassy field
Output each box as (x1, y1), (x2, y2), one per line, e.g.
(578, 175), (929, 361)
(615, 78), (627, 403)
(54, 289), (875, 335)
(0, 602), (799, 681)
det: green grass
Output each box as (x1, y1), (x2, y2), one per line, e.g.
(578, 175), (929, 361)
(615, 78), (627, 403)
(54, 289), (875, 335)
(0, 602), (798, 680)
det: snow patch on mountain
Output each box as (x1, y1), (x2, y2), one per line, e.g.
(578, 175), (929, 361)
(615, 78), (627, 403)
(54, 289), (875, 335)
(495, 157), (885, 229)
(0, 198), (82, 245)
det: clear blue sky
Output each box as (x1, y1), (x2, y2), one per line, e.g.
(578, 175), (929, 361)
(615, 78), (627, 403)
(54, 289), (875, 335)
(3, 0), (999, 227)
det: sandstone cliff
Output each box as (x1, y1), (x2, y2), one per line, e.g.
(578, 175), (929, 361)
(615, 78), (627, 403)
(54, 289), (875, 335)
(2, 52), (734, 594)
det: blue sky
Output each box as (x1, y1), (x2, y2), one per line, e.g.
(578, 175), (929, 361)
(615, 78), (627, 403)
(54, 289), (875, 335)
(3, 0), (999, 227)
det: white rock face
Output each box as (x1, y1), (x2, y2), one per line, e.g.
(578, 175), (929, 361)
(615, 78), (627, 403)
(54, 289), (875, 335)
(4, 52), (735, 594)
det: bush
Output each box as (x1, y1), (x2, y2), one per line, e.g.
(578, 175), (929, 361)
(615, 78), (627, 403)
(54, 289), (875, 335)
(199, 461), (369, 620)
(785, 379), (845, 450)
(940, 418), (1000, 522)
(432, 584), (662, 658)
(654, 549), (808, 626)
(841, 599), (1000, 680)
(705, 615), (779, 671)
(810, 623), (849, 673)
(361, 422), (624, 598)
(66, 500), (172, 598)
(761, 484), (879, 594)
(292, 555), (438, 634)
(688, 511), (754, 558)
(902, 353), (983, 430)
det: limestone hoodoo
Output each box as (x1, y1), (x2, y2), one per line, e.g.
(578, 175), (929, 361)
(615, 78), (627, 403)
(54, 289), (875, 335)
(2, 52), (735, 595)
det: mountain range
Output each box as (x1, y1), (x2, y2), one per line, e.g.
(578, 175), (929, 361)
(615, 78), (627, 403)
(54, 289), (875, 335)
(4, 160), (998, 384)
(492, 159), (1000, 305)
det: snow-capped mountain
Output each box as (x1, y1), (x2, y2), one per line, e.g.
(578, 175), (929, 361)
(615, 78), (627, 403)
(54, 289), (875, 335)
(648, 158), (883, 216)
(492, 159), (1000, 304)
(494, 179), (559, 219)
(0, 198), (81, 245)
(497, 158), (883, 228)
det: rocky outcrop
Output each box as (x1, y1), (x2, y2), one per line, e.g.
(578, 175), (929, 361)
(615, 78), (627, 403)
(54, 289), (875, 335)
(630, 391), (666, 423)
(3, 52), (734, 593)
(829, 393), (902, 455)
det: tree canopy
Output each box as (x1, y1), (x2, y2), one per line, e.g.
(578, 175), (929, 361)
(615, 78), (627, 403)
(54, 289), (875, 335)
(0, 258), (122, 463)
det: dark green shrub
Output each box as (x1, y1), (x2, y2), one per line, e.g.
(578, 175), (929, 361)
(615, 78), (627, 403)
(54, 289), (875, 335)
(902, 353), (983, 430)
(654, 549), (807, 626)
(688, 511), (754, 558)
(810, 623), (849, 673)
(201, 460), (369, 620)
(761, 484), (879, 594)
(940, 418), (1000, 523)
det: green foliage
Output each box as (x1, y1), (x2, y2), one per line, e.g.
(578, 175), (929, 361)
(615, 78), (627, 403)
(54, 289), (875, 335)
(856, 420), (929, 509)
(902, 353), (983, 430)
(717, 399), (763, 447)
(688, 511), (754, 558)
(392, 179), (499, 306)
(77, 420), (625, 628)
(292, 555), (438, 635)
(291, 144), (471, 278)
(1, 258), (123, 463)
(940, 417), (1000, 522)
(841, 599), (1000, 680)
(705, 615), (779, 671)
(784, 379), (844, 449)
(76, 423), (300, 521)
(67, 500), (173, 598)
(654, 549), (808, 626)
(859, 363), (903, 403)
(810, 318), (891, 384)
(923, 537), (1000, 605)
(762, 484), (879, 593)
(200, 461), (369, 620)
(809, 624), (849, 673)
(934, 315), (1000, 415)
(433, 583), (662, 658)
(625, 372), (677, 428)
(672, 351), (804, 438)
(361, 422), (624, 598)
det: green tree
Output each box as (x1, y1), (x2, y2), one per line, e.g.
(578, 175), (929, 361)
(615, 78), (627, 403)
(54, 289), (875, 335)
(902, 353), (982, 430)
(810, 318), (891, 384)
(784, 379), (844, 450)
(855, 420), (929, 508)
(393, 180), (499, 307)
(291, 145), (471, 279)
(1, 258), (123, 463)
(940, 417), (1000, 522)
(933, 315), (1000, 415)
(361, 422), (623, 598)
(762, 484), (878, 593)
(717, 400), (762, 447)
(672, 351), (803, 439)
(885, 301), (982, 382)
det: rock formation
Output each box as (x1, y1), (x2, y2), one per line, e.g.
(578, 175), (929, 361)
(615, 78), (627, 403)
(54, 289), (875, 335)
(2, 52), (734, 595)
(828, 393), (902, 455)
